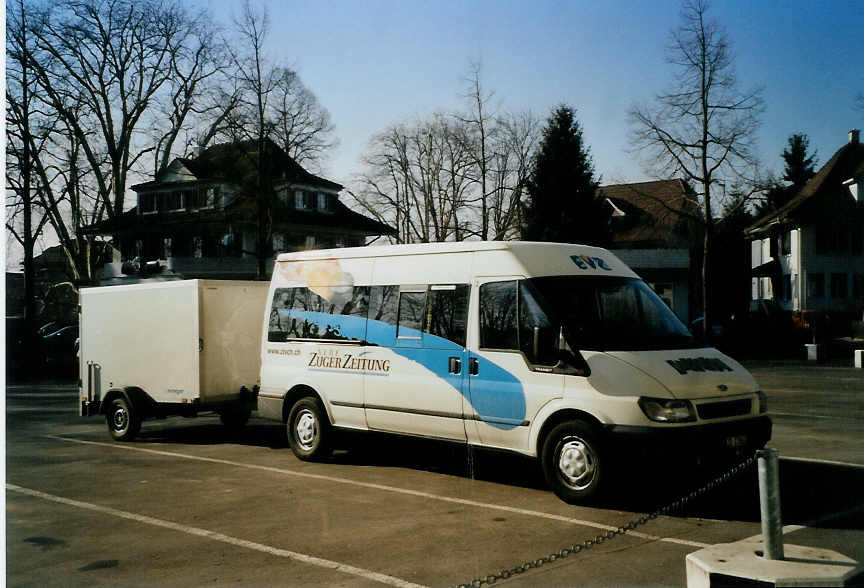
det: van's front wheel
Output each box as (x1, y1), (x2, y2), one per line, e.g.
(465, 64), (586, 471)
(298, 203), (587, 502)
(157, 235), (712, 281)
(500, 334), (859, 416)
(287, 397), (331, 461)
(541, 421), (603, 504)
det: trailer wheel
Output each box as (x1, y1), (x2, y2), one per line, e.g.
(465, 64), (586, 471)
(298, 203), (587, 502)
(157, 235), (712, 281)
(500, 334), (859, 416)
(107, 397), (141, 442)
(287, 397), (331, 461)
(541, 420), (604, 504)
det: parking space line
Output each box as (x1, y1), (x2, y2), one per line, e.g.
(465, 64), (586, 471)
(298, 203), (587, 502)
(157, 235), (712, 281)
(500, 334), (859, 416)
(7, 483), (427, 588)
(47, 435), (710, 549)
(771, 411), (857, 421)
(781, 456), (864, 469)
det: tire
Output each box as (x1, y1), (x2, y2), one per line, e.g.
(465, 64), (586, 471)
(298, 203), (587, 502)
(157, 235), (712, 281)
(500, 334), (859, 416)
(541, 420), (604, 504)
(286, 396), (331, 461)
(219, 406), (251, 431)
(107, 397), (141, 442)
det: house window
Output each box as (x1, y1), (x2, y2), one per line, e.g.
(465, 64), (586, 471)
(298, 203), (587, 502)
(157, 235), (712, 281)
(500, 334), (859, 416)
(807, 272), (825, 298)
(201, 186), (220, 208)
(830, 273), (847, 299)
(304, 235), (316, 248)
(815, 230), (828, 254)
(781, 231), (791, 255)
(162, 191), (183, 211)
(854, 274), (864, 299)
(317, 192), (329, 211)
(835, 232), (849, 253)
(163, 237), (173, 259)
(192, 236), (203, 259)
(852, 229), (863, 254)
(295, 190), (316, 210)
(139, 193), (157, 214)
(273, 233), (285, 253)
(276, 187), (292, 206)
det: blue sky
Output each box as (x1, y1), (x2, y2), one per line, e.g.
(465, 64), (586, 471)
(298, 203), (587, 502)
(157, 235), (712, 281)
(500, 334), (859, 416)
(205, 0), (864, 187)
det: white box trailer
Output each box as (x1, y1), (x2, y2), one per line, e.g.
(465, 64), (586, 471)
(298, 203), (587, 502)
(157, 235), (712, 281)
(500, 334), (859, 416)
(80, 279), (269, 440)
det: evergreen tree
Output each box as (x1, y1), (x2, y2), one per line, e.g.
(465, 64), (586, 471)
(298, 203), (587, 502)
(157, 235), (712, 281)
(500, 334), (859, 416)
(522, 106), (608, 245)
(781, 133), (817, 188)
(755, 133), (818, 216)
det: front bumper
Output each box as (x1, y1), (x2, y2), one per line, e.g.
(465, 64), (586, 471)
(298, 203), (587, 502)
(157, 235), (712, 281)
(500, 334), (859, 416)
(604, 416), (772, 460)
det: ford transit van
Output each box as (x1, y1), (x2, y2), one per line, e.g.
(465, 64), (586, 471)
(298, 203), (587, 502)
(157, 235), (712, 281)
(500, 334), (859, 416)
(259, 242), (770, 503)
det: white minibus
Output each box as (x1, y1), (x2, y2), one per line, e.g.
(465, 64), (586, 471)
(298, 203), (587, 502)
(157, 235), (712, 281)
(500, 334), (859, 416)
(258, 242), (770, 503)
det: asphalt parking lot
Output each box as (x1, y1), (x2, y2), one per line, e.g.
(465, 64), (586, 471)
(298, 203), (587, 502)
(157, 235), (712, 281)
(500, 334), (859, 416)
(6, 361), (864, 587)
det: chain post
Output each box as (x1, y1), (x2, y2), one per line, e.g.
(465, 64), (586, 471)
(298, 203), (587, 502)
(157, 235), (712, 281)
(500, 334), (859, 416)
(757, 448), (784, 560)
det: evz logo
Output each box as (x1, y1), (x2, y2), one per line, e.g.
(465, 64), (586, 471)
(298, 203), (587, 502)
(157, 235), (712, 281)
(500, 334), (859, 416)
(666, 357), (734, 375)
(570, 255), (612, 271)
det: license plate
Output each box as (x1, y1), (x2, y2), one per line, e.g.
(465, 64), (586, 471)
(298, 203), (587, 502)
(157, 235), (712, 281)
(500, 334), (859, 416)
(725, 434), (747, 448)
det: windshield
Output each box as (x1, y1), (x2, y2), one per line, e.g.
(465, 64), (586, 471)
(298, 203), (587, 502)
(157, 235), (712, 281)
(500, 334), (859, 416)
(529, 276), (700, 351)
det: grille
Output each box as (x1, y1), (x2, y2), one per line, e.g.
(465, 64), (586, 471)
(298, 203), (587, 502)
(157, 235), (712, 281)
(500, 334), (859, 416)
(697, 398), (752, 420)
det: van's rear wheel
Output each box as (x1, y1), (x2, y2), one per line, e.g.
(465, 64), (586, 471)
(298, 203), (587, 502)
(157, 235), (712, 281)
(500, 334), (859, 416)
(107, 397), (141, 442)
(541, 421), (603, 504)
(287, 397), (331, 461)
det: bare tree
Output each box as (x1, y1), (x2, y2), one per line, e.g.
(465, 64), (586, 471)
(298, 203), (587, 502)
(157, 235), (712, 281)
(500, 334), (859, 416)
(629, 0), (763, 335)
(352, 114), (474, 243)
(28, 0), (205, 218)
(152, 16), (227, 175)
(487, 111), (540, 239)
(458, 60), (496, 240)
(351, 65), (539, 244)
(6, 0), (51, 324)
(270, 68), (337, 171)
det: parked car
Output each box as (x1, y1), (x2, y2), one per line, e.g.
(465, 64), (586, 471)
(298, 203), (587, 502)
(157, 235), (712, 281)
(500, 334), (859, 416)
(41, 324), (79, 371)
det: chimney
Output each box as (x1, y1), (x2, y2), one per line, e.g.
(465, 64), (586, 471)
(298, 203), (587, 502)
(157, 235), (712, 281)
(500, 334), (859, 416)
(850, 129), (860, 145)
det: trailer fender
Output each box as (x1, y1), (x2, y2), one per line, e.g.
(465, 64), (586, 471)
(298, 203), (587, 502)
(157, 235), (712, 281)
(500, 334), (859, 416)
(100, 387), (156, 419)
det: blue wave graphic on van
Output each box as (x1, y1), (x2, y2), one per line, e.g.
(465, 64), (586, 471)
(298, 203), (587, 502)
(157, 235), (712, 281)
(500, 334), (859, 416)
(276, 309), (526, 429)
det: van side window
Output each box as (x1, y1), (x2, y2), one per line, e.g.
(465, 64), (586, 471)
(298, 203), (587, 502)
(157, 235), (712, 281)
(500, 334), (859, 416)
(425, 285), (469, 347)
(268, 287), (308, 341)
(397, 291), (425, 337)
(368, 286), (398, 326)
(269, 286), (371, 342)
(518, 281), (558, 365)
(479, 281), (518, 350)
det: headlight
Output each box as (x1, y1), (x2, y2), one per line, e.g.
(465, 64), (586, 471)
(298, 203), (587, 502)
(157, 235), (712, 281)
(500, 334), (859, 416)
(638, 397), (696, 423)
(756, 390), (768, 414)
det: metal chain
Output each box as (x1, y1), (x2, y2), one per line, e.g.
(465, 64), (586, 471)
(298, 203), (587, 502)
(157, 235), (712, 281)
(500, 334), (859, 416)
(455, 452), (758, 588)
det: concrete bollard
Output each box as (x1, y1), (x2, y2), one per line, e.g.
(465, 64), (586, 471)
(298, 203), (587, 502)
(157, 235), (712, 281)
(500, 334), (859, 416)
(686, 447), (862, 587)
(757, 448), (784, 560)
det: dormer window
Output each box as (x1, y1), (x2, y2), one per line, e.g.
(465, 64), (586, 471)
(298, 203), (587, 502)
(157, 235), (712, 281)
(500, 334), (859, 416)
(139, 192), (157, 214)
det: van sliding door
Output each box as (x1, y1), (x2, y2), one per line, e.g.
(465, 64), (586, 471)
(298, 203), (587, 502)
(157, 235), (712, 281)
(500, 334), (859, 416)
(364, 284), (469, 441)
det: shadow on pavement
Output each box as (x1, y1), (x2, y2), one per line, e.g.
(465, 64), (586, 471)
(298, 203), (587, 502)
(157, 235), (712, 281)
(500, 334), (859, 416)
(129, 421), (863, 531)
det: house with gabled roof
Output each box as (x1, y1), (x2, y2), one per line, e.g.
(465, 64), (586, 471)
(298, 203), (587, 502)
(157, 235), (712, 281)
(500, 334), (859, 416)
(599, 179), (701, 323)
(745, 130), (864, 323)
(84, 140), (395, 282)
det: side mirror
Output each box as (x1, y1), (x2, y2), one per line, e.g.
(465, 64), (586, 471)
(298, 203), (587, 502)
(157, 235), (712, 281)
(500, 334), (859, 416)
(555, 325), (591, 377)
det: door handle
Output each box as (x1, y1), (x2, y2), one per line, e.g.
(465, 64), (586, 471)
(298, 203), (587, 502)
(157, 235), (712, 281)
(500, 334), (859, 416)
(448, 357), (461, 374)
(469, 357), (479, 376)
